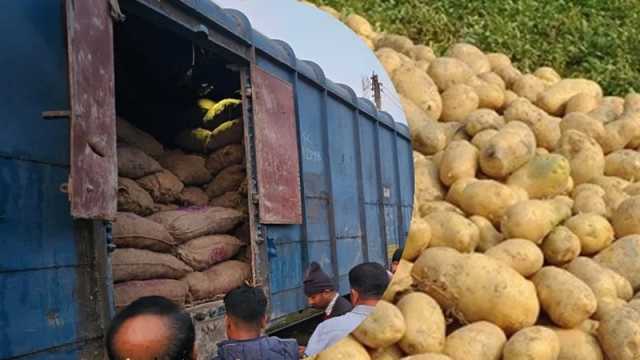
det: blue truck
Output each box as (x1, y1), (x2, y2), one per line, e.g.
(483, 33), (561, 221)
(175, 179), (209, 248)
(0, 0), (414, 358)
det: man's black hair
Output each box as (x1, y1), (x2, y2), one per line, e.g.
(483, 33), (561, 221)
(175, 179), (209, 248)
(349, 262), (390, 300)
(106, 296), (195, 360)
(392, 247), (403, 263)
(224, 284), (268, 328)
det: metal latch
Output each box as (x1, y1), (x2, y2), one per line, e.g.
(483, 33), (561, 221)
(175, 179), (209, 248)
(42, 110), (71, 120)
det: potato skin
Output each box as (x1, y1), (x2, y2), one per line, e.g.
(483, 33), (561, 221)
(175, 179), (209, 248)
(316, 335), (371, 360)
(485, 239), (544, 277)
(393, 64), (443, 120)
(557, 130), (605, 185)
(597, 306), (640, 360)
(532, 266), (598, 328)
(427, 57), (474, 92)
(396, 292), (446, 355)
(412, 248), (539, 334)
(537, 78), (603, 116)
(424, 211), (480, 252)
(541, 226), (581, 265)
(506, 153), (571, 199)
(440, 85), (480, 123)
(459, 180), (521, 225)
(370, 345), (403, 360)
(439, 140), (478, 186)
(470, 215), (504, 252)
(564, 213), (614, 255)
(352, 300), (406, 349)
(403, 217), (431, 261)
(564, 257), (619, 300)
(443, 321), (506, 360)
(479, 121), (537, 179)
(553, 327), (605, 360)
(605, 150), (640, 183)
(594, 235), (640, 291)
(501, 197), (573, 244)
(502, 326), (560, 360)
(383, 259), (414, 303)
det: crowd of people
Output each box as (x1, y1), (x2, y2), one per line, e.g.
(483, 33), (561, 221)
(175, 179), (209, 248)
(105, 248), (403, 360)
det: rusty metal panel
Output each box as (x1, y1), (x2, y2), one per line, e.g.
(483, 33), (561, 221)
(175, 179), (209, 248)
(251, 65), (302, 224)
(66, 0), (117, 219)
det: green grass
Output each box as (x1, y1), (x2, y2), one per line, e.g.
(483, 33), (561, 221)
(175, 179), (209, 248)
(309, 0), (640, 95)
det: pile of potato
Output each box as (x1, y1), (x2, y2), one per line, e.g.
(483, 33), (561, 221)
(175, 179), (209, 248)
(304, 3), (640, 359)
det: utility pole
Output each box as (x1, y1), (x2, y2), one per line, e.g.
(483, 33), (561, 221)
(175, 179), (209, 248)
(371, 72), (382, 110)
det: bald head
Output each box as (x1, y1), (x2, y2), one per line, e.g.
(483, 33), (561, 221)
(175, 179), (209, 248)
(106, 296), (195, 360)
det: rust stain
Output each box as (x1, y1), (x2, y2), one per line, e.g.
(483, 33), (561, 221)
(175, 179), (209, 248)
(251, 66), (302, 224)
(66, 0), (117, 220)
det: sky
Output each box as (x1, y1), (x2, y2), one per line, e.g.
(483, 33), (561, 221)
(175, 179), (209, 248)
(211, 0), (407, 125)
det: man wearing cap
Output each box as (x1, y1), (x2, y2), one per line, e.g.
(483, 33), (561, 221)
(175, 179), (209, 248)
(303, 262), (353, 321)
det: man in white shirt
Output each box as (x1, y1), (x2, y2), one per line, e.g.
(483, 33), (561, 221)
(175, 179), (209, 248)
(303, 262), (390, 357)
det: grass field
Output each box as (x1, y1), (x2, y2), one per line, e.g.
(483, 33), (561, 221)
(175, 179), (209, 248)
(308, 0), (640, 96)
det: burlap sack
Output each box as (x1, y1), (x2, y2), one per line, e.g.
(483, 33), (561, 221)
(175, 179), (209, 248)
(114, 279), (188, 311)
(184, 260), (251, 301)
(206, 165), (246, 198)
(113, 212), (177, 252)
(117, 144), (162, 179)
(233, 222), (250, 245)
(174, 128), (211, 153)
(178, 187), (209, 207)
(137, 170), (184, 203)
(153, 203), (180, 212)
(201, 98), (242, 131)
(148, 206), (244, 242)
(209, 191), (245, 210)
(111, 248), (193, 282)
(205, 144), (244, 175)
(116, 117), (164, 158)
(205, 119), (244, 153)
(238, 178), (248, 196)
(117, 177), (154, 216)
(177, 235), (243, 271)
(160, 153), (211, 186)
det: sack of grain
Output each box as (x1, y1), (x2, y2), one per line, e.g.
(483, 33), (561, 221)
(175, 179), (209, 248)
(160, 152), (211, 186)
(153, 203), (180, 212)
(148, 206), (244, 242)
(184, 260), (251, 301)
(238, 178), (248, 196)
(209, 191), (245, 211)
(117, 144), (162, 179)
(114, 279), (188, 311)
(200, 98), (242, 131)
(116, 117), (164, 158)
(178, 187), (209, 207)
(205, 119), (244, 153)
(113, 212), (177, 252)
(137, 170), (184, 204)
(206, 144), (244, 175)
(111, 248), (193, 282)
(206, 165), (246, 198)
(177, 235), (244, 271)
(175, 128), (211, 153)
(233, 222), (251, 245)
(117, 177), (155, 216)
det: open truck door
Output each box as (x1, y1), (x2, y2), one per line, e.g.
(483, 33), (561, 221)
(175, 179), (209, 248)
(66, 0), (118, 220)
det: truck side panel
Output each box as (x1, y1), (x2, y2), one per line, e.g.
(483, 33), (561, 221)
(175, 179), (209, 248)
(0, 1), (109, 358)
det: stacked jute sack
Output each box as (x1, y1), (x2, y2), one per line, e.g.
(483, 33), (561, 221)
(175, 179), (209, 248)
(303, 3), (640, 360)
(113, 103), (252, 311)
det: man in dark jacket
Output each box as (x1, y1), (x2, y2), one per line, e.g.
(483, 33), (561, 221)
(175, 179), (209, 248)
(303, 262), (352, 320)
(214, 285), (298, 360)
